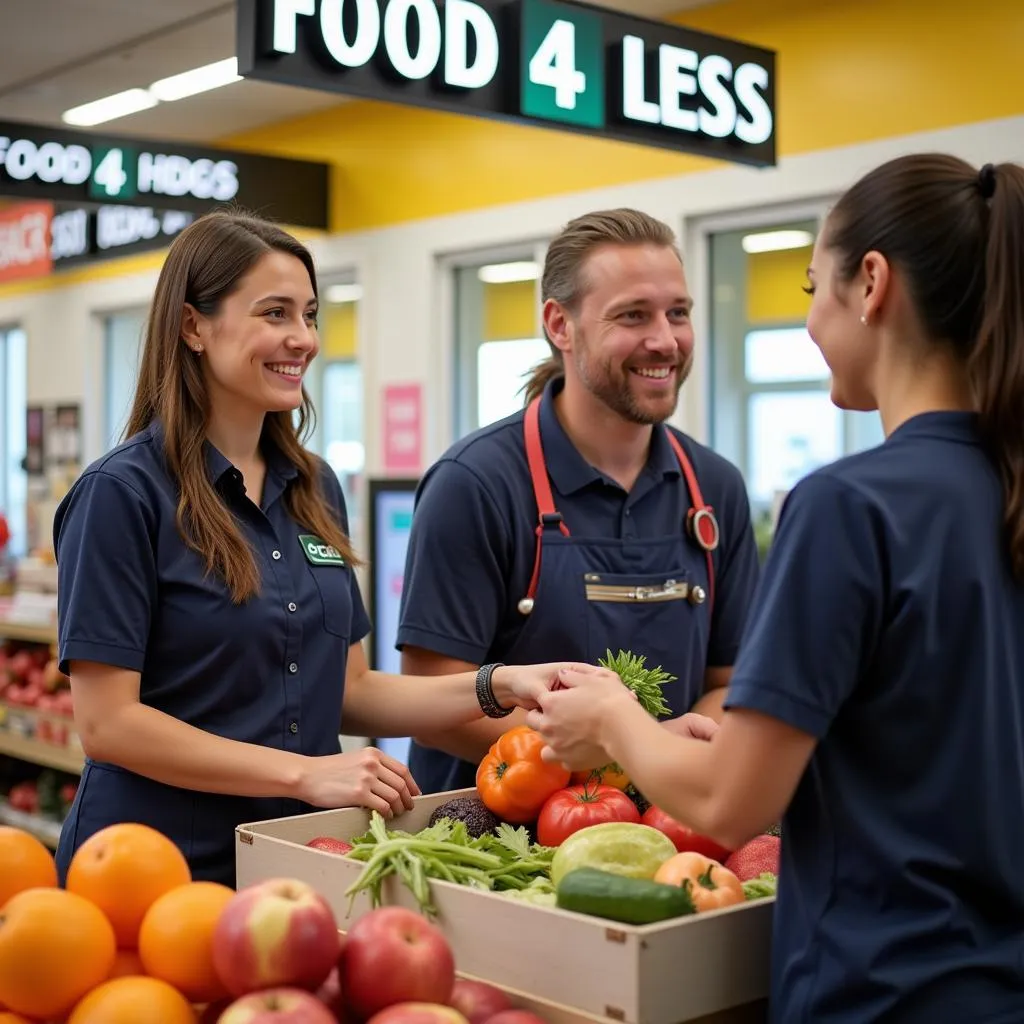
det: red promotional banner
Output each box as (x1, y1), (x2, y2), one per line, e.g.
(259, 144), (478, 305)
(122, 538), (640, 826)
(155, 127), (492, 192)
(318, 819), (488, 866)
(382, 383), (423, 475)
(0, 201), (54, 284)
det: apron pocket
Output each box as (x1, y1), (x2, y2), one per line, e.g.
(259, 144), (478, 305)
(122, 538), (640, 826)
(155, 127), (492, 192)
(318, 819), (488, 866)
(308, 564), (354, 639)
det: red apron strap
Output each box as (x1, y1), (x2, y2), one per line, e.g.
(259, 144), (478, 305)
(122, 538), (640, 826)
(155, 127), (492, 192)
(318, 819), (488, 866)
(520, 397), (569, 614)
(665, 430), (719, 615)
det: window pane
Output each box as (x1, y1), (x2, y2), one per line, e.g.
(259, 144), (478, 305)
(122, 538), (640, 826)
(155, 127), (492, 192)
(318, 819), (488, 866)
(744, 327), (828, 383)
(104, 309), (147, 450)
(747, 391), (842, 503)
(477, 338), (550, 428)
(1, 328), (28, 557)
(321, 360), (365, 549)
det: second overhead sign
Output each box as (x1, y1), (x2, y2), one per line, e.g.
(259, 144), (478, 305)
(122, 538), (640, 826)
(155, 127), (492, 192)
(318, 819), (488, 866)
(238, 0), (777, 167)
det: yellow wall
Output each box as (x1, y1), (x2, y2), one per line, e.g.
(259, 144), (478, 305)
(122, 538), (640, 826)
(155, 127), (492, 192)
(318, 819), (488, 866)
(746, 248), (813, 325)
(220, 0), (1024, 233)
(483, 280), (537, 341)
(321, 300), (357, 359)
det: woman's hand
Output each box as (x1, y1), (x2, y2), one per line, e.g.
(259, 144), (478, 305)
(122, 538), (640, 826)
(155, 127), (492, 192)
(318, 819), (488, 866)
(298, 747), (421, 817)
(526, 665), (636, 770)
(490, 661), (597, 710)
(662, 713), (719, 741)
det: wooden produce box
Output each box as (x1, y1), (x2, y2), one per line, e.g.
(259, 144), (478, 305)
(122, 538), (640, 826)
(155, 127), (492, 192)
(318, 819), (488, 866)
(236, 789), (773, 1024)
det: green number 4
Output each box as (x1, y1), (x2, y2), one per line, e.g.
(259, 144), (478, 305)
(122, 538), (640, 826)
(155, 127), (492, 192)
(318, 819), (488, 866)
(520, 0), (604, 129)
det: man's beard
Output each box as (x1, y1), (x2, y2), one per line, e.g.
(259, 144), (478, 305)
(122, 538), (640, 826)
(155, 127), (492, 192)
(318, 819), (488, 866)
(574, 346), (691, 425)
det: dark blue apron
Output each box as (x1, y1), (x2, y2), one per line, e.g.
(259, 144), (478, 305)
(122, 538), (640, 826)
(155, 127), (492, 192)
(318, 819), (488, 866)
(408, 397), (719, 795)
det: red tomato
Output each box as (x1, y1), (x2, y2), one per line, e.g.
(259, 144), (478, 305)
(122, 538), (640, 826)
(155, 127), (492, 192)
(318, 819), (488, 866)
(641, 805), (732, 861)
(536, 784), (641, 846)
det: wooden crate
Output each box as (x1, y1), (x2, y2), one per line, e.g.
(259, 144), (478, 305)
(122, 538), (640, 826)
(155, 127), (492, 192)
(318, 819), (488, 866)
(236, 789), (773, 1024)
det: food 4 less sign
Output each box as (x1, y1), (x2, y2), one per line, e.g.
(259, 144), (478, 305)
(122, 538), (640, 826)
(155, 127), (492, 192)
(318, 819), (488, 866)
(238, 0), (777, 166)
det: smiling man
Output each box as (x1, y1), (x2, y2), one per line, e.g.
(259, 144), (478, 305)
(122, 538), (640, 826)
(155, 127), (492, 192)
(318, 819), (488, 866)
(398, 208), (761, 795)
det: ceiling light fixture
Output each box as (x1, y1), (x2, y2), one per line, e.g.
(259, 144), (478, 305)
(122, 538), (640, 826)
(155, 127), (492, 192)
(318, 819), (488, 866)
(477, 261), (540, 284)
(741, 229), (815, 254)
(149, 58), (242, 102)
(62, 88), (158, 127)
(325, 283), (363, 304)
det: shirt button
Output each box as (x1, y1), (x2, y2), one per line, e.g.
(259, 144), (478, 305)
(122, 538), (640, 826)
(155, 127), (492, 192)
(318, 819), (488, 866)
(288, 602), (297, 612)
(272, 550), (282, 560)
(289, 721), (299, 734)
(289, 662), (298, 674)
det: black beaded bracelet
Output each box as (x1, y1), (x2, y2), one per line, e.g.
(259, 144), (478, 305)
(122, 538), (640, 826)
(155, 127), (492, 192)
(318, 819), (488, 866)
(476, 663), (513, 718)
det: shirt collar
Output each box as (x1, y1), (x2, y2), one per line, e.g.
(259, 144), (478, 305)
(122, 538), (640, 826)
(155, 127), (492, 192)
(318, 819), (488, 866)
(887, 410), (980, 445)
(537, 378), (682, 496)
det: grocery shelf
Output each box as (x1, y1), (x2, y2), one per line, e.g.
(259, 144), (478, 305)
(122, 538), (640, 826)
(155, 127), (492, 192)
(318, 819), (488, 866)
(0, 619), (57, 645)
(0, 705), (83, 775)
(0, 802), (64, 849)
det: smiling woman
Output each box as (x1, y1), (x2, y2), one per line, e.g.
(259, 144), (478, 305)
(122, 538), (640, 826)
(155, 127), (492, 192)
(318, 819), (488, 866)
(50, 209), (582, 889)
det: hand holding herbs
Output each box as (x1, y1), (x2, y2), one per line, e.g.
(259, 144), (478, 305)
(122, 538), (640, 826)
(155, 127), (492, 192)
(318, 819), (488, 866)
(344, 813), (557, 918)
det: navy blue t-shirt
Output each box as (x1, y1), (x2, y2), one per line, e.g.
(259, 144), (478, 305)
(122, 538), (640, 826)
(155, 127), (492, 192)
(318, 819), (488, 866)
(398, 378), (759, 690)
(725, 412), (1024, 1023)
(53, 421), (370, 883)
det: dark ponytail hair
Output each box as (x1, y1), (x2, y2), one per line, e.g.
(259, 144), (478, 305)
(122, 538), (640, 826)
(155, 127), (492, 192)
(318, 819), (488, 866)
(824, 153), (1024, 578)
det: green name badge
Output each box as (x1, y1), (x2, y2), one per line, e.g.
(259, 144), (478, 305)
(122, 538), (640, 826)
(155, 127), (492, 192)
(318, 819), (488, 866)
(299, 534), (345, 566)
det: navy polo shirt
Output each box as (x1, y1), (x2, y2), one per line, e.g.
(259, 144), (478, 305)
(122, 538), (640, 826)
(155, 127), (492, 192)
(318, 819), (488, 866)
(397, 378), (759, 673)
(53, 420), (369, 882)
(725, 412), (1024, 1023)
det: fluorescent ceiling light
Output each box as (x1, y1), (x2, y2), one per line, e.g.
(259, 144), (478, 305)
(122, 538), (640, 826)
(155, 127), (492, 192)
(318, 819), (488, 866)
(477, 261), (540, 284)
(62, 88), (157, 127)
(325, 283), (363, 304)
(741, 230), (815, 254)
(149, 58), (242, 102)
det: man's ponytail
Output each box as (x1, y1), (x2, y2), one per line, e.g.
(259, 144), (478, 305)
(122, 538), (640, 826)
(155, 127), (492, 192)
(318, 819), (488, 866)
(970, 164), (1024, 578)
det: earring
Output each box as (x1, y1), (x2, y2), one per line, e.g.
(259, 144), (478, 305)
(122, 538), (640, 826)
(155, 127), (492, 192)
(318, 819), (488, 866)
(193, 345), (203, 353)
(860, 316), (868, 326)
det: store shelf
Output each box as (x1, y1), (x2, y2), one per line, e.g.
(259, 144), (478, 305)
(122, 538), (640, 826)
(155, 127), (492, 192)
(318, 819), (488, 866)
(0, 619), (57, 645)
(0, 802), (64, 849)
(0, 703), (83, 775)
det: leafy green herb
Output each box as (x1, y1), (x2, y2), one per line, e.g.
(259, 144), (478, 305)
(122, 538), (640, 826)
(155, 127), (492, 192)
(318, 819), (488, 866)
(599, 649), (676, 718)
(344, 814), (556, 918)
(742, 873), (778, 900)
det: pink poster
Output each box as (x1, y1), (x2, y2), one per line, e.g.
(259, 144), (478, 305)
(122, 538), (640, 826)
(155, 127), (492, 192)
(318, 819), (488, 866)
(382, 383), (423, 475)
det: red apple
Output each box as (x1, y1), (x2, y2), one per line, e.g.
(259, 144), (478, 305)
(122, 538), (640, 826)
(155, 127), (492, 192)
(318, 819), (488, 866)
(340, 908), (455, 1021)
(448, 981), (512, 1024)
(367, 1003), (469, 1024)
(306, 837), (354, 855)
(212, 878), (342, 997)
(486, 1013), (547, 1024)
(199, 998), (234, 1023)
(217, 987), (339, 1022)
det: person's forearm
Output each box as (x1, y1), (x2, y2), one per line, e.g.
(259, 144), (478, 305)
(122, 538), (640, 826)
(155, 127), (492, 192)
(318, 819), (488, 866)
(414, 712), (527, 763)
(342, 668), (515, 741)
(689, 686), (727, 721)
(83, 703), (307, 799)
(601, 699), (723, 838)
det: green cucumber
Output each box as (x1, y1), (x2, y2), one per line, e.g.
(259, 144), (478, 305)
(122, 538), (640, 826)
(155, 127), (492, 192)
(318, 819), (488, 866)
(556, 867), (696, 925)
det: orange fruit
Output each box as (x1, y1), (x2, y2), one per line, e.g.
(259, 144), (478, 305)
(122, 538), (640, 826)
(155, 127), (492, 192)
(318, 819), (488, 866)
(0, 827), (58, 908)
(0, 887), (116, 1020)
(108, 948), (146, 979)
(0, 1013), (33, 1024)
(66, 976), (197, 1024)
(65, 823), (191, 948)
(138, 881), (234, 1003)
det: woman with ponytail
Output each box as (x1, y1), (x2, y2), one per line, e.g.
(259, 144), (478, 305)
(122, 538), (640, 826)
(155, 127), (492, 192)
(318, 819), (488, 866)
(530, 155), (1024, 1022)
(52, 211), (575, 888)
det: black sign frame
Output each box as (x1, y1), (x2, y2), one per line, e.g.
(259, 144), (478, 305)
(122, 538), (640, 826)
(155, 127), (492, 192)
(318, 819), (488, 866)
(237, 0), (777, 167)
(0, 119), (331, 229)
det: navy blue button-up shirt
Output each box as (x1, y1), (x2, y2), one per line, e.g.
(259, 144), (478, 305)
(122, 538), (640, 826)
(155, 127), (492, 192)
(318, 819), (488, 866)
(52, 421), (369, 884)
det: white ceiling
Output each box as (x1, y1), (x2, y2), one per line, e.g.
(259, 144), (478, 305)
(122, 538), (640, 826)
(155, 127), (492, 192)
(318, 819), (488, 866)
(0, 0), (717, 144)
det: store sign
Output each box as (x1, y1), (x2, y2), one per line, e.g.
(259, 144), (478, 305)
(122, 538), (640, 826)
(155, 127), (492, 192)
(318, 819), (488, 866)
(237, 0), (776, 166)
(0, 202), (53, 284)
(0, 120), (331, 228)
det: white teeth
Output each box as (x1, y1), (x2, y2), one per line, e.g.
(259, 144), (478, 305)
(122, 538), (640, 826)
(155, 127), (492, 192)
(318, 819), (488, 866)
(268, 364), (302, 377)
(633, 368), (671, 379)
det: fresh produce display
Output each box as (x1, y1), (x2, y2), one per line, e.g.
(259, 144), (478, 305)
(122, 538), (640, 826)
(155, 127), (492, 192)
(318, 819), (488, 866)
(344, 814), (556, 917)
(476, 726), (570, 824)
(535, 783), (640, 848)
(306, 836), (354, 855)
(725, 834), (781, 882)
(555, 867), (696, 925)
(741, 874), (778, 901)
(427, 795), (501, 837)
(0, 640), (75, 720)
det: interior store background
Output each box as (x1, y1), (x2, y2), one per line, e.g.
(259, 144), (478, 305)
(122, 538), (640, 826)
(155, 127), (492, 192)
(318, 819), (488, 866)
(0, 0), (1022, 605)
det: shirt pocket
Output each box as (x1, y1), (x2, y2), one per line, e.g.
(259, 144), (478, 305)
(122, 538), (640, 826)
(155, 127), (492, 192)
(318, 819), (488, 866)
(307, 563), (354, 639)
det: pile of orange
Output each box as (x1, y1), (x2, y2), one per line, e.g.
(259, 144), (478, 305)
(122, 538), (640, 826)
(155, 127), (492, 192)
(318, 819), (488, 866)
(0, 823), (235, 1023)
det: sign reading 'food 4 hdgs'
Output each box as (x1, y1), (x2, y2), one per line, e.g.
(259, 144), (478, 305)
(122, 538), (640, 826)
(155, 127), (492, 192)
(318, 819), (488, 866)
(237, 0), (777, 166)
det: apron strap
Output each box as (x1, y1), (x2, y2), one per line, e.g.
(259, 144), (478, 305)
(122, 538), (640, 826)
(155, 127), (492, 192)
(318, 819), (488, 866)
(665, 430), (719, 615)
(520, 397), (570, 613)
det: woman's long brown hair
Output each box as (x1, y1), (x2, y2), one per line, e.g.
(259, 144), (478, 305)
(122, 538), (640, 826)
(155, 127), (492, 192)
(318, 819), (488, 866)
(125, 211), (360, 604)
